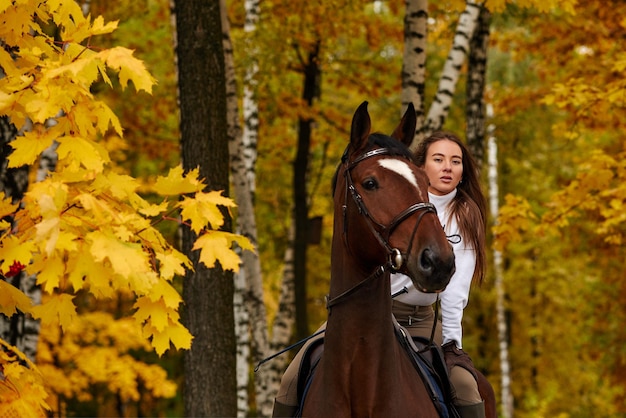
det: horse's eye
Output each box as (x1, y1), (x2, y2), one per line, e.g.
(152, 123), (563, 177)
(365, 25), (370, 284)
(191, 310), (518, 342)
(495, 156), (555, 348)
(362, 178), (378, 190)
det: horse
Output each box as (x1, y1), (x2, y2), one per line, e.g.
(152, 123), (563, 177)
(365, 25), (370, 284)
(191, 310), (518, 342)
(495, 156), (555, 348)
(300, 101), (457, 417)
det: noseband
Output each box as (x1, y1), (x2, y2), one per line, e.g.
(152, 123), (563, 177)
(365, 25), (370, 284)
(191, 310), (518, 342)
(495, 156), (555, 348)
(327, 147), (437, 311)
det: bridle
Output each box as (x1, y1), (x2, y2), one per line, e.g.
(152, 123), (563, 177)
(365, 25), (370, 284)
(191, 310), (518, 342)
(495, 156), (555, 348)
(326, 147), (437, 311)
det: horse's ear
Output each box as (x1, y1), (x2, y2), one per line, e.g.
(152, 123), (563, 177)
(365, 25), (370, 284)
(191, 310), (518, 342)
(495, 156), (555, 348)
(350, 101), (372, 153)
(391, 102), (417, 148)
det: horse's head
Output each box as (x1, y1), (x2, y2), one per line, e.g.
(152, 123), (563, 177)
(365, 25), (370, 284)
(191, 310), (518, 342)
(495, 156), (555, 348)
(333, 101), (455, 293)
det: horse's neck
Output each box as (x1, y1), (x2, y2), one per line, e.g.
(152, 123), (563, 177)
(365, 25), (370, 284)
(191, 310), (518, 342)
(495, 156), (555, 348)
(326, 255), (396, 352)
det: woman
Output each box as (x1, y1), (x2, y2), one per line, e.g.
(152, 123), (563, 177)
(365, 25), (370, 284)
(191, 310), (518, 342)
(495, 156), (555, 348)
(391, 131), (487, 418)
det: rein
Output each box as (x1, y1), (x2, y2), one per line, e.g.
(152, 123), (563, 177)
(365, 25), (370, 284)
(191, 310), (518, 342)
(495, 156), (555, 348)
(326, 264), (387, 311)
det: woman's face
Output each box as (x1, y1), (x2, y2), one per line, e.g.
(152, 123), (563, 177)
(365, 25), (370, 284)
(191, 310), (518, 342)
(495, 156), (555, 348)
(421, 139), (464, 196)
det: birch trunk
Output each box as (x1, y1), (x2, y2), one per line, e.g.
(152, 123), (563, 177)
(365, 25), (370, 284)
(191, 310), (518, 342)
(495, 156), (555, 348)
(0, 115), (40, 363)
(221, 0), (273, 415)
(264, 224), (297, 408)
(401, 0), (428, 147)
(424, 0), (481, 136)
(220, 2), (251, 416)
(466, 5), (491, 165)
(243, 0), (260, 196)
(487, 106), (513, 418)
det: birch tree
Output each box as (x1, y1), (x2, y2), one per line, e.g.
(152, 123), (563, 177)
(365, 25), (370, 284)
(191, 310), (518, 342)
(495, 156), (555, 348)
(402, 0), (482, 149)
(220, 1), (251, 415)
(401, 0), (428, 142)
(487, 109), (513, 418)
(422, 0), (481, 139)
(466, 5), (491, 164)
(0, 116), (38, 362)
(220, 0), (273, 415)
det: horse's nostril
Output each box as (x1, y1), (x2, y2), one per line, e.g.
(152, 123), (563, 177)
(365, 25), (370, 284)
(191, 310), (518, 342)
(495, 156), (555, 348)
(420, 248), (434, 273)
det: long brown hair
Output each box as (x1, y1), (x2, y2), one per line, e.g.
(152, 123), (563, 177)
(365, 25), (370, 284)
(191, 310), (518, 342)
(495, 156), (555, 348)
(414, 131), (487, 284)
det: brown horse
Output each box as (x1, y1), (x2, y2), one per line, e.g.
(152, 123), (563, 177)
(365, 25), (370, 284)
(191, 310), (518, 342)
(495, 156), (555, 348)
(300, 102), (456, 417)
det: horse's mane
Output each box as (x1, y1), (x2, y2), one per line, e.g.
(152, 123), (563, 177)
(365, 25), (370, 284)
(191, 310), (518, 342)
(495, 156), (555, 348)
(331, 133), (414, 196)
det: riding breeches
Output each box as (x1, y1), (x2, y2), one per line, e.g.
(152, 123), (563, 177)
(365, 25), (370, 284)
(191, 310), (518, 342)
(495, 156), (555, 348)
(274, 323), (327, 411)
(392, 300), (482, 406)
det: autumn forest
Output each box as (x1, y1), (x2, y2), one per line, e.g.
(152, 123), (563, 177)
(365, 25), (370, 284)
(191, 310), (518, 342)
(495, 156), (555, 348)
(1, 0), (626, 417)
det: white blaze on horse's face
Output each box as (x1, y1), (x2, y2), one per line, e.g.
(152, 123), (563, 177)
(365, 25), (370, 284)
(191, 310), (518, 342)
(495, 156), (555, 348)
(378, 159), (424, 199)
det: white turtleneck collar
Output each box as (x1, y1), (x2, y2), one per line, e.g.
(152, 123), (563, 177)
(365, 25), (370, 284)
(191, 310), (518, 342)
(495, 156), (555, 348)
(428, 188), (457, 211)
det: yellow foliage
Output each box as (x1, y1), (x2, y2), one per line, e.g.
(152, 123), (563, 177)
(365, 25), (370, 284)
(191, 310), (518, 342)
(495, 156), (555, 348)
(36, 311), (177, 410)
(0, 280), (32, 316)
(194, 230), (257, 272)
(180, 190), (236, 232)
(0, 0), (252, 412)
(0, 340), (49, 417)
(539, 150), (626, 245)
(492, 194), (538, 251)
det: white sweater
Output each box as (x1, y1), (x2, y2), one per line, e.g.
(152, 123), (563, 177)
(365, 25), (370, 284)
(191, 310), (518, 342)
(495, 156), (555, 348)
(390, 189), (475, 349)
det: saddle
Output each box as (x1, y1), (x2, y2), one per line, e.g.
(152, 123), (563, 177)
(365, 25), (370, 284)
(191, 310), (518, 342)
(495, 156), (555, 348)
(294, 321), (459, 418)
(394, 321), (460, 418)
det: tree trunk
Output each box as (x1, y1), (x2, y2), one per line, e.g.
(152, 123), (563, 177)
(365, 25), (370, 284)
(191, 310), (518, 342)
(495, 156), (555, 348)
(401, 0), (428, 147)
(173, 0), (236, 416)
(293, 40), (321, 341)
(424, 0), (481, 136)
(466, 5), (491, 166)
(220, 2), (250, 416)
(0, 113), (41, 363)
(487, 108), (513, 418)
(264, 223), (297, 404)
(220, 0), (270, 415)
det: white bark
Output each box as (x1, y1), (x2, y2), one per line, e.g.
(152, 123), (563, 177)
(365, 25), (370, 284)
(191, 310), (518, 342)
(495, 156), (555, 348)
(401, 0), (428, 147)
(221, 0), (271, 415)
(425, 0), (481, 135)
(487, 104), (513, 418)
(262, 223), (297, 407)
(243, 0), (260, 195)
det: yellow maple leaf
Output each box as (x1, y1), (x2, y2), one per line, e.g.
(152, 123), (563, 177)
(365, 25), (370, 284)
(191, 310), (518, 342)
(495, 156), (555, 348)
(138, 199), (171, 217)
(31, 294), (77, 332)
(56, 135), (109, 174)
(155, 249), (190, 281)
(193, 230), (254, 272)
(99, 171), (139, 200)
(134, 297), (170, 332)
(98, 46), (156, 93)
(150, 279), (183, 308)
(89, 231), (147, 278)
(152, 165), (204, 195)
(7, 130), (56, 167)
(0, 280), (32, 316)
(32, 255), (65, 293)
(166, 321), (193, 350)
(150, 321), (193, 356)
(179, 190), (236, 233)
(89, 15), (119, 35)
(0, 192), (18, 218)
(134, 297), (192, 356)
(45, 54), (99, 88)
(66, 250), (114, 298)
(0, 236), (36, 273)
(34, 217), (60, 256)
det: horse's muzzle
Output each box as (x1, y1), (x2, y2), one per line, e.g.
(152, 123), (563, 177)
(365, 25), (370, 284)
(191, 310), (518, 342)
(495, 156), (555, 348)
(410, 246), (455, 293)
